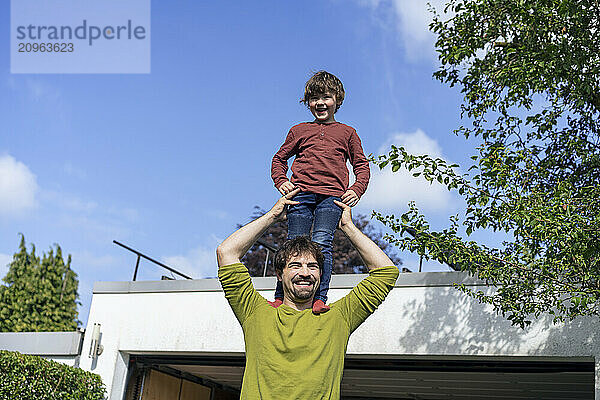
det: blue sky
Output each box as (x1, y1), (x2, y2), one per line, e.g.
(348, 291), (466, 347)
(1, 0), (479, 324)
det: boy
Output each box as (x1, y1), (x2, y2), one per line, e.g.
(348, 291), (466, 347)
(271, 70), (370, 314)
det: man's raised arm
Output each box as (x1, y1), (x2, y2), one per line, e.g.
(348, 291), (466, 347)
(333, 201), (397, 333)
(216, 189), (300, 267)
(333, 200), (394, 271)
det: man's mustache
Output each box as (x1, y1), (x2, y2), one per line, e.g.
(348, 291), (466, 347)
(291, 277), (316, 284)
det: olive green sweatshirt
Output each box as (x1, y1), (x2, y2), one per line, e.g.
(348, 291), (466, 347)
(218, 263), (399, 400)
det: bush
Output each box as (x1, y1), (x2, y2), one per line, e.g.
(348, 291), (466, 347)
(0, 351), (105, 400)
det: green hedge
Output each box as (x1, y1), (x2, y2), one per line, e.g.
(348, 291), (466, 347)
(0, 351), (105, 400)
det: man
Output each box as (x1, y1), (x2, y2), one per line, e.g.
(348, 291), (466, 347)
(216, 188), (399, 399)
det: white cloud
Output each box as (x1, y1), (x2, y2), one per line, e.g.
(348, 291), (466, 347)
(71, 251), (118, 271)
(162, 238), (221, 279)
(360, 0), (447, 61)
(63, 162), (87, 179)
(360, 129), (456, 212)
(0, 154), (39, 216)
(41, 190), (139, 245)
(106, 206), (139, 223)
(7, 77), (63, 103)
(44, 188), (139, 223)
(384, 129), (442, 155)
(57, 214), (134, 246)
(207, 209), (230, 220)
(43, 190), (98, 213)
(0, 253), (12, 280)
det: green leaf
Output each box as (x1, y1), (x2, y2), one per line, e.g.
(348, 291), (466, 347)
(372, 0), (600, 328)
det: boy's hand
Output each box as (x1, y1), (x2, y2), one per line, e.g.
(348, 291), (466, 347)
(333, 200), (354, 230)
(340, 189), (359, 207)
(278, 181), (296, 195)
(269, 188), (300, 221)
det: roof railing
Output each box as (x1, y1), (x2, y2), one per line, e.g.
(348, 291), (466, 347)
(113, 240), (193, 281)
(256, 238), (277, 277)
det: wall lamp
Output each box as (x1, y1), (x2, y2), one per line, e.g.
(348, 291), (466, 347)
(88, 323), (104, 358)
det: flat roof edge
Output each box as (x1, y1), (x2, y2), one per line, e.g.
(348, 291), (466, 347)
(0, 331), (83, 356)
(94, 270), (486, 294)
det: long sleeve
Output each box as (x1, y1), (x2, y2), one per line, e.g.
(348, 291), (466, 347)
(218, 263), (264, 326)
(334, 265), (399, 333)
(271, 129), (298, 190)
(347, 130), (370, 198)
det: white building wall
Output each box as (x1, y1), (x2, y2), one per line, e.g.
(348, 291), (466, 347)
(0, 331), (83, 367)
(79, 272), (600, 399)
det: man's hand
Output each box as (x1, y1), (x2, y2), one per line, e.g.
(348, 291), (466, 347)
(217, 189), (300, 267)
(333, 200), (354, 231)
(340, 189), (359, 207)
(333, 199), (393, 271)
(278, 181), (296, 195)
(269, 188), (300, 221)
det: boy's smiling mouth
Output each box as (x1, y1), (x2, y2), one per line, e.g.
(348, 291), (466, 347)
(309, 92), (337, 122)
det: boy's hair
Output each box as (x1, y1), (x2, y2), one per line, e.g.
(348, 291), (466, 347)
(301, 70), (345, 112)
(274, 236), (324, 275)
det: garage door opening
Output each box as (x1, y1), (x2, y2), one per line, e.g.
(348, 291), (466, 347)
(124, 354), (595, 399)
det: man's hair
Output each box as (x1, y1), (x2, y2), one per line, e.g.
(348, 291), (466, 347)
(301, 70), (345, 112)
(273, 236), (324, 275)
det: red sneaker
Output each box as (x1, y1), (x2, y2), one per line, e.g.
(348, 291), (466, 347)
(312, 299), (330, 314)
(268, 299), (283, 308)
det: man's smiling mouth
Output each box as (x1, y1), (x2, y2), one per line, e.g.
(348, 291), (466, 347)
(293, 280), (314, 287)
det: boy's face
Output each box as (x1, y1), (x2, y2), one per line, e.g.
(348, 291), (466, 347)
(308, 92), (337, 123)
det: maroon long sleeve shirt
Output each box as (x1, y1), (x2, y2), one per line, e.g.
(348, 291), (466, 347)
(271, 122), (370, 198)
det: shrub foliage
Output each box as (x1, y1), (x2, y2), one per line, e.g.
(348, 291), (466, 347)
(0, 351), (105, 400)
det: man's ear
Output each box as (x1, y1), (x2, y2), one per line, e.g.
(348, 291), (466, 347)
(276, 270), (282, 282)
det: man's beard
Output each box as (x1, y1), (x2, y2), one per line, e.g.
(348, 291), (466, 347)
(287, 277), (318, 300)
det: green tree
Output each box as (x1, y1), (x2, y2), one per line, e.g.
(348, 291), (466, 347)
(374, 0), (599, 327)
(0, 235), (80, 332)
(241, 207), (402, 277)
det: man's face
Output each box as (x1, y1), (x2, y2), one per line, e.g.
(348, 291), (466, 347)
(308, 92), (337, 123)
(277, 252), (321, 302)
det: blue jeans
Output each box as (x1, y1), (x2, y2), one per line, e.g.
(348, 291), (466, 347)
(274, 192), (342, 303)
